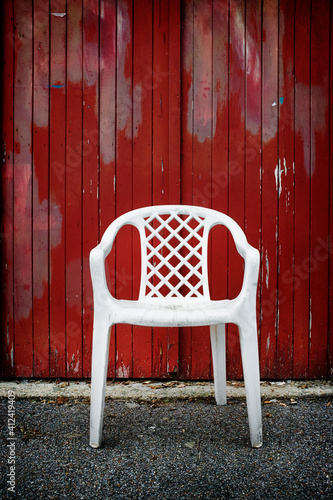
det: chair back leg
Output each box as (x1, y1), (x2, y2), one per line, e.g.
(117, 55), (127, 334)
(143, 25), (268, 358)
(210, 324), (227, 406)
(90, 318), (112, 448)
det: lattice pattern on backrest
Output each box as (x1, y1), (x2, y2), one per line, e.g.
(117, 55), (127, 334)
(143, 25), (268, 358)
(140, 211), (209, 299)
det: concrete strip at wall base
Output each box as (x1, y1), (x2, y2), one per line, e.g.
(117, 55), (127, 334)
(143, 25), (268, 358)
(0, 380), (332, 401)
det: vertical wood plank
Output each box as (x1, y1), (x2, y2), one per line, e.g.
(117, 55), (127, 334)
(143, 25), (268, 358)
(33, 0), (50, 376)
(167, 0), (181, 374)
(245, 0), (262, 246)
(309, 0), (330, 377)
(13, 0), (33, 376)
(244, 0), (262, 374)
(276, 0), (295, 378)
(49, 0), (66, 377)
(152, 0), (171, 378)
(260, 0), (279, 379)
(168, 0), (181, 205)
(211, 0), (229, 379)
(293, 0), (311, 378)
(82, 0), (99, 379)
(67, 0), (83, 378)
(191, 0), (213, 379)
(153, 0), (170, 206)
(228, 0), (245, 380)
(99, 0), (117, 378)
(1, 0), (15, 377)
(180, 0), (194, 379)
(132, 0), (153, 378)
(330, 0), (333, 379)
(116, 0), (133, 378)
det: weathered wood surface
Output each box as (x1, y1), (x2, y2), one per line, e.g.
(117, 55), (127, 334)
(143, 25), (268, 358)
(1, 0), (332, 379)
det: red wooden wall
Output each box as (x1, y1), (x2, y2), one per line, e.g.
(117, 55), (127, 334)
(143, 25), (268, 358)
(1, 0), (332, 380)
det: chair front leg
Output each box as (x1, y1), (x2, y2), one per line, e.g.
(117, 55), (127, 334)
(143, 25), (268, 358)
(210, 324), (227, 406)
(238, 319), (263, 448)
(90, 316), (112, 448)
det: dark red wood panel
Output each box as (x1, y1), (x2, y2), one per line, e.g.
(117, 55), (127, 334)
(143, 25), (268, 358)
(330, 1), (333, 379)
(293, 0), (311, 378)
(228, 0), (246, 380)
(1, 0), (332, 380)
(180, 0), (194, 380)
(211, 0), (229, 381)
(82, 0), (100, 379)
(115, 0), (134, 378)
(13, 0), (33, 376)
(132, 0), (153, 378)
(33, 0), (50, 377)
(49, 0), (66, 377)
(168, 0), (181, 205)
(67, 0), (83, 378)
(1, 0), (15, 377)
(244, 0), (262, 372)
(152, 0), (171, 378)
(260, 0), (279, 379)
(309, 0), (330, 378)
(190, 0), (213, 380)
(276, 0), (295, 379)
(99, 0), (117, 378)
(167, 0), (181, 374)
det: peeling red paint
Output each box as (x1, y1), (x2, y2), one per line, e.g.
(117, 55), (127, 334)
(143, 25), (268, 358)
(116, 0), (143, 139)
(100, 0), (117, 167)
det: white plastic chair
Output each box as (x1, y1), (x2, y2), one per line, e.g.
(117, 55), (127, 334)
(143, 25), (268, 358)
(89, 205), (262, 448)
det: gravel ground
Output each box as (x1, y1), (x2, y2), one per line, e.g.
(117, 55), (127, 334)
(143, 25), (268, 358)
(0, 397), (332, 499)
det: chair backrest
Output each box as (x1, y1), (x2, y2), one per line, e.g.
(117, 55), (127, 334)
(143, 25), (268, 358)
(138, 208), (209, 299)
(102, 205), (249, 302)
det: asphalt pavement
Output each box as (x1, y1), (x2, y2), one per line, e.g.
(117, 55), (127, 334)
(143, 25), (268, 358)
(0, 392), (332, 499)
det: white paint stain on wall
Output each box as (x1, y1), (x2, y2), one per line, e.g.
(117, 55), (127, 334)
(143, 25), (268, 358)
(274, 162), (281, 197)
(117, 361), (130, 379)
(73, 352), (80, 374)
(295, 84), (328, 177)
(309, 295), (312, 340)
(116, 1), (141, 140)
(68, 353), (80, 374)
(274, 158), (288, 197)
(266, 333), (270, 353)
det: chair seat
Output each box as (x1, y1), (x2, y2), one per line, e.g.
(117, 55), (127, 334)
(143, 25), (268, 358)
(111, 297), (240, 327)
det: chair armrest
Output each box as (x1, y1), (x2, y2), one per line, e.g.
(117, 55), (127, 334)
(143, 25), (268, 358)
(90, 247), (111, 304)
(89, 220), (121, 303)
(240, 244), (260, 299)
